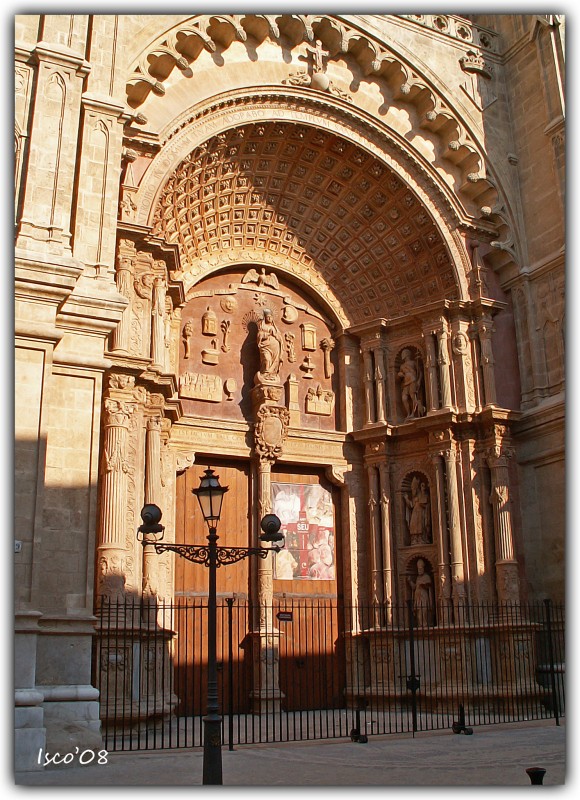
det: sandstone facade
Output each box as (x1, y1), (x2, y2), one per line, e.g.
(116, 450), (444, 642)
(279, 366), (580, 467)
(14, 13), (565, 767)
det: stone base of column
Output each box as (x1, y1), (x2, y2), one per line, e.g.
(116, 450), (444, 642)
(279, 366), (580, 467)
(249, 629), (285, 715)
(15, 692), (46, 771)
(38, 686), (103, 757)
(249, 689), (285, 715)
(496, 560), (521, 603)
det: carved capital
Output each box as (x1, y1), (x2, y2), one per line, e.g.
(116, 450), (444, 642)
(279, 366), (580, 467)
(146, 415), (164, 433)
(103, 398), (137, 428)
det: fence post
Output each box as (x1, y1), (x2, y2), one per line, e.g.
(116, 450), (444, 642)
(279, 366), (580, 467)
(407, 599), (418, 735)
(543, 599), (560, 726)
(226, 597), (235, 749)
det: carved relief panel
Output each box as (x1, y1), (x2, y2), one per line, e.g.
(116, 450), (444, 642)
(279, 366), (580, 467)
(177, 267), (339, 431)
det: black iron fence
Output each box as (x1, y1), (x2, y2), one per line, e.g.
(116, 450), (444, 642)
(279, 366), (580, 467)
(94, 597), (564, 751)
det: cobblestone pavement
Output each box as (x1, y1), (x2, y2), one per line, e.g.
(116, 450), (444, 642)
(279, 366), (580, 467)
(14, 719), (566, 789)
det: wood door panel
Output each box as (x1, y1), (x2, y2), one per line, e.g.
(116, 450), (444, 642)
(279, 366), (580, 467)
(175, 458), (251, 598)
(174, 459), (252, 715)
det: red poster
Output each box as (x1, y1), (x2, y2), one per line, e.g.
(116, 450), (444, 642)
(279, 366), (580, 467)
(271, 482), (335, 581)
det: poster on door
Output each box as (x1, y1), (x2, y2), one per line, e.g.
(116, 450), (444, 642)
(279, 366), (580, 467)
(271, 482), (335, 580)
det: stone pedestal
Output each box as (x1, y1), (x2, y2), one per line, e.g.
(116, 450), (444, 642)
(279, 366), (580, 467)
(15, 611), (46, 771)
(248, 630), (284, 714)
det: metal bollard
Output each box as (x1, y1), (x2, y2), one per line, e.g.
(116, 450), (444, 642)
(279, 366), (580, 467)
(526, 767), (546, 785)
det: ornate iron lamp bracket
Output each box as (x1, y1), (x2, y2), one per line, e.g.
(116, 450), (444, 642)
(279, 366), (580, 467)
(151, 542), (281, 567)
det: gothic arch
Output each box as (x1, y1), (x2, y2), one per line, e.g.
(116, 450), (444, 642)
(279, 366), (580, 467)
(121, 12), (520, 268)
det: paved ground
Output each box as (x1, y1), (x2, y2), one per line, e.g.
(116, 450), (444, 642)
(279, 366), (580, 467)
(13, 719), (566, 789)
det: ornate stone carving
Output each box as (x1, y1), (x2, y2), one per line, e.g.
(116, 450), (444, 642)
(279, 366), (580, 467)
(305, 384), (335, 416)
(403, 475), (432, 545)
(284, 331), (296, 362)
(320, 337), (335, 378)
(299, 355), (315, 378)
(179, 372), (223, 402)
(134, 272), (154, 299)
(182, 320), (194, 358)
(241, 267), (279, 289)
(300, 323), (317, 351)
(201, 338), (219, 365)
(397, 347), (425, 420)
(149, 120), (463, 328)
(108, 373), (135, 391)
(201, 306), (218, 336)
(176, 451), (195, 473)
(220, 319), (231, 352)
(256, 308), (284, 384)
(254, 404), (290, 462)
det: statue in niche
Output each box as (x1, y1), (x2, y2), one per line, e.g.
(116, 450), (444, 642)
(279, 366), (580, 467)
(256, 308), (284, 383)
(398, 348), (424, 420)
(404, 477), (431, 545)
(407, 558), (434, 627)
(182, 320), (194, 359)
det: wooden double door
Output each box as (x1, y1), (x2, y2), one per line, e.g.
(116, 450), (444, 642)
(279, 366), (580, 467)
(173, 458), (344, 714)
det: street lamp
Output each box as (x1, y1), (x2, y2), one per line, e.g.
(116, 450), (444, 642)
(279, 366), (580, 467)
(137, 467), (283, 785)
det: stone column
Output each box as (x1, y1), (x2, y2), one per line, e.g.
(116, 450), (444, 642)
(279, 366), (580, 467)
(477, 317), (497, 407)
(437, 320), (454, 411)
(430, 451), (452, 620)
(250, 377), (289, 713)
(150, 275), (167, 371)
(378, 463), (393, 623)
(362, 347), (375, 425)
(374, 348), (387, 424)
(111, 240), (136, 353)
(486, 445), (520, 602)
(142, 414), (163, 599)
(367, 465), (383, 625)
(96, 394), (136, 600)
(422, 328), (439, 412)
(441, 445), (466, 608)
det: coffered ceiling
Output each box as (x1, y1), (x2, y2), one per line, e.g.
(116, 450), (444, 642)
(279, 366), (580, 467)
(152, 121), (459, 323)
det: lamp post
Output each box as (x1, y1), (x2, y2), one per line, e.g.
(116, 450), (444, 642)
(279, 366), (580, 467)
(137, 467), (283, 785)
